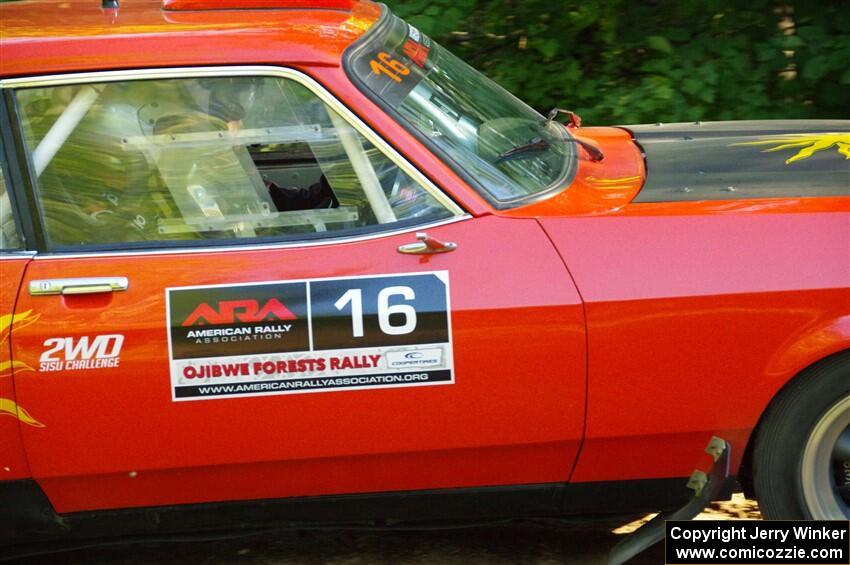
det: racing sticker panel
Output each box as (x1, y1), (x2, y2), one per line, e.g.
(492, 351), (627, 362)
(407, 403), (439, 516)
(166, 272), (452, 401)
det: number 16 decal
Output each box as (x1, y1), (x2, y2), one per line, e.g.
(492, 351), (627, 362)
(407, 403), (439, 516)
(312, 274), (447, 351)
(335, 286), (418, 338)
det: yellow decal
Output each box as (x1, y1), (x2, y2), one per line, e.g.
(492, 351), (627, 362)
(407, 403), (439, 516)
(0, 398), (44, 428)
(0, 310), (40, 343)
(0, 310), (44, 428)
(0, 360), (35, 379)
(587, 175), (643, 190)
(733, 133), (850, 165)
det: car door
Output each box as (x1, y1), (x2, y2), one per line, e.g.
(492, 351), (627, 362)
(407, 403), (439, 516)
(6, 67), (586, 513)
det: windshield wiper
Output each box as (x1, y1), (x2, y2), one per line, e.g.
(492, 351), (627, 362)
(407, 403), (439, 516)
(547, 108), (605, 162)
(496, 137), (550, 164)
(560, 135), (604, 161)
(496, 132), (604, 164)
(496, 106), (605, 164)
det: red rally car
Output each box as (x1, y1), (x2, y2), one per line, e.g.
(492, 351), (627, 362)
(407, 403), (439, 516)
(1, 0), (849, 558)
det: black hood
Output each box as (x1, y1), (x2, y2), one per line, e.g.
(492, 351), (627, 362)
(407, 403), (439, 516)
(623, 120), (850, 203)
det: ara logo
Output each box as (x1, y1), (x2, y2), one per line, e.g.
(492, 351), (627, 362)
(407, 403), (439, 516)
(39, 334), (124, 372)
(182, 299), (296, 327)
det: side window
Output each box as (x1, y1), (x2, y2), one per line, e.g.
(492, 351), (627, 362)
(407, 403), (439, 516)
(15, 76), (457, 248)
(0, 138), (23, 250)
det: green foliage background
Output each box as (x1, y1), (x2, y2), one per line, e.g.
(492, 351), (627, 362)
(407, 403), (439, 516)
(383, 0), (849, 124)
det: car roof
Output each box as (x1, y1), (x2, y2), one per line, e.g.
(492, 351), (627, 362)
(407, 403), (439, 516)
(0, 0), (382, 78)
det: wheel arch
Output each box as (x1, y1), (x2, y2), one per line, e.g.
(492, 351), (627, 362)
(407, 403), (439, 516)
(738, 346), (850, 499)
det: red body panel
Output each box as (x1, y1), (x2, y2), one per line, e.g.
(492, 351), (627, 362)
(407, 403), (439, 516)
(538, 211), (850, 481)
(12, 217), (586, 512)
(0, 0), (380, 77)
(0, 259), (33, 481)
(163, 0), (357, 9)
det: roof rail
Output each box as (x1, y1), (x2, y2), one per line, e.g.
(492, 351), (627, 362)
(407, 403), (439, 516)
(162, 0), (355, 10)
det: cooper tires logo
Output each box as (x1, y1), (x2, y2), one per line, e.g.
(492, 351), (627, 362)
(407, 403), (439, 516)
(386, 349), (442, 369)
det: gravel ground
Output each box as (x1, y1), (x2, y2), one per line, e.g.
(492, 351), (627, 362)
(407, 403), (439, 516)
(5, 495), (761, 565)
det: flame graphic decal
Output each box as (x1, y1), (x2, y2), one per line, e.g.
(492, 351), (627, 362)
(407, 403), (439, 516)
(733, 133), (850, 165)
(0, 310), (44, 427)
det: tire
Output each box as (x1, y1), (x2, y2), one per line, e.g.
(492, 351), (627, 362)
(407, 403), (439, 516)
(752, 351), (850, 520)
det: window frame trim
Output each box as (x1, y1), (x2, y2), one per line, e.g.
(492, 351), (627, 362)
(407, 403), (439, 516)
(0, 65), (467, 255)
(0, 89), (40, 253)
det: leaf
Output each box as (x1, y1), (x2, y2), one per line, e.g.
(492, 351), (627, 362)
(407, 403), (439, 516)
(647, 35), (674, 54)
(802, 56), (834, 82)
(682, 78), (703, 96)
(640, 59), (672, 74)
(696, 85), (716, 104)
(665, 28), (690, 42)
(780, 35), (805, 49)
(755, 43), (778, 63)
(537, 38), (560, 59)
(407, 15), (435, 34)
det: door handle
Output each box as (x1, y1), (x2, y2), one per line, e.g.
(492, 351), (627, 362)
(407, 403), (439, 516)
(29, 277), (129, 296)
(397, 232), (457, 255)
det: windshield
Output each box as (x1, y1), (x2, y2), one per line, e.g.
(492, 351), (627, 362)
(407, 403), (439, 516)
(345, 11), (576, 206)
